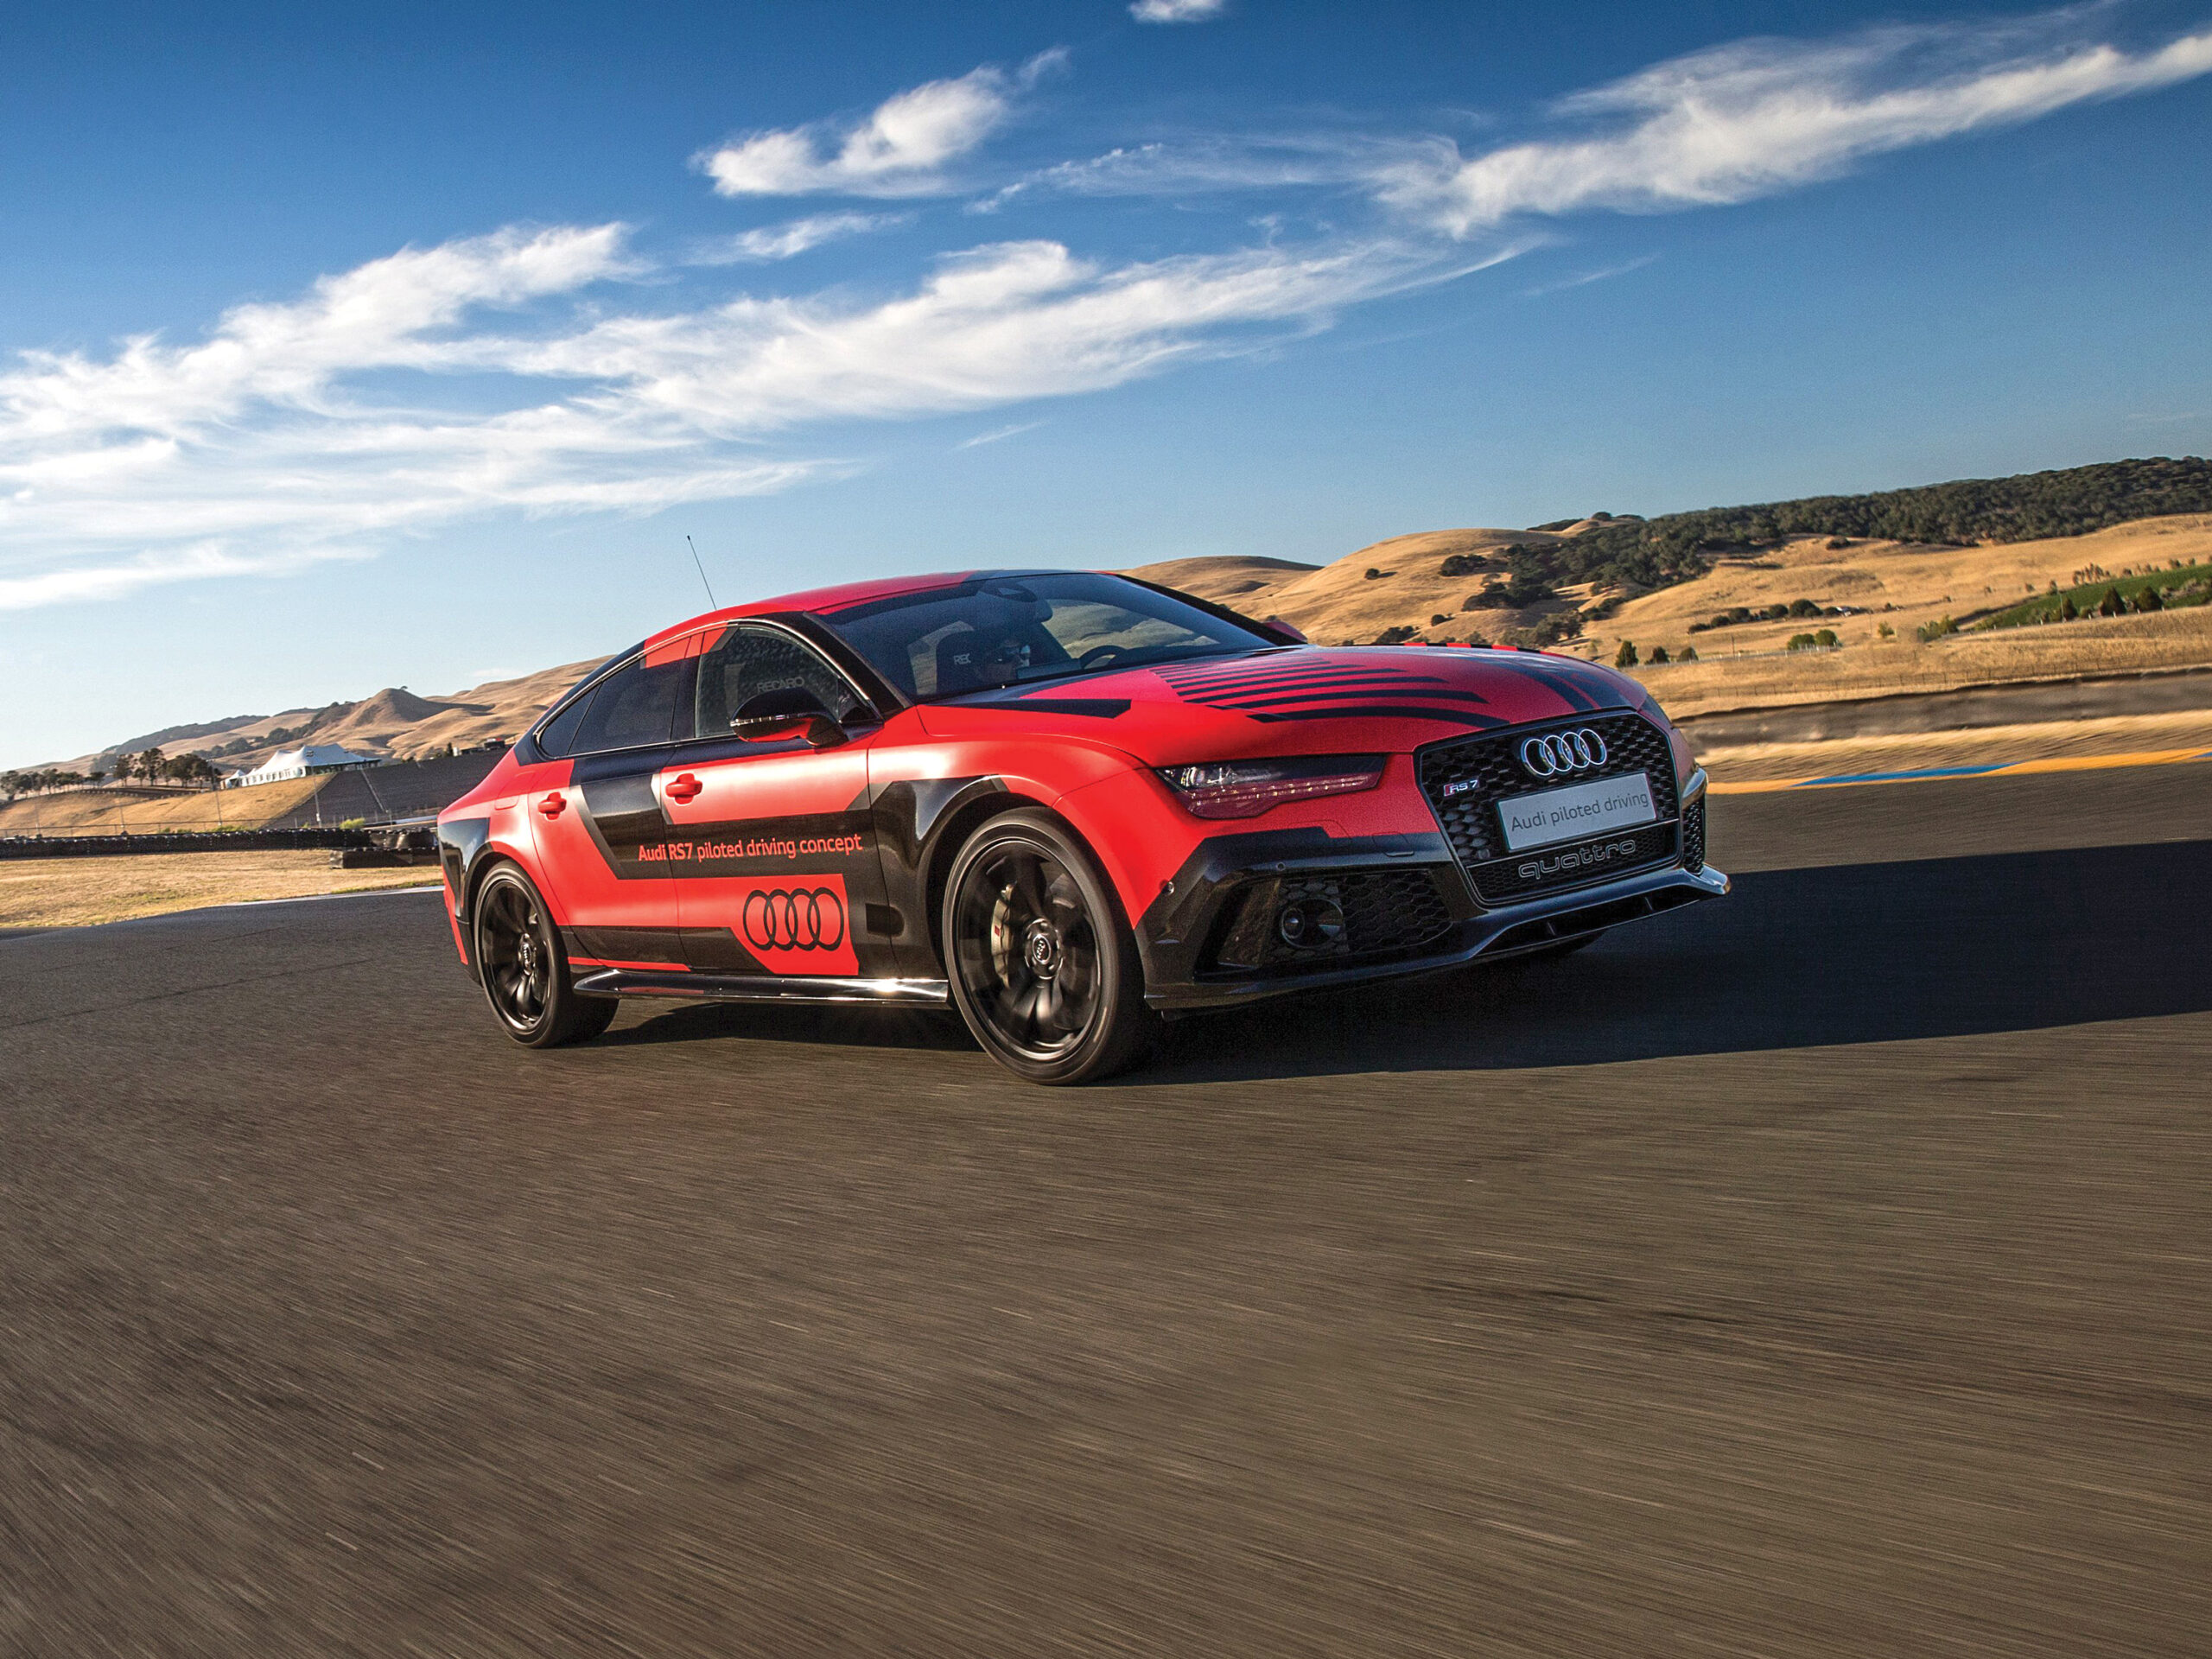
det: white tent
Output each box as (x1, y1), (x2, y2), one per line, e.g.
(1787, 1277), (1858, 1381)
(227, 745), (376, 788)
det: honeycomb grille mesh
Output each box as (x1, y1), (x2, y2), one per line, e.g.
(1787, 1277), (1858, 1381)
(1210, 868), (1453, 972)
(1417, 713), (1682, 903)
(1681, 795), (1707, 874)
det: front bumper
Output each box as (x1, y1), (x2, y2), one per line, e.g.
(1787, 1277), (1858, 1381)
(1135, 768), (1726, 1012)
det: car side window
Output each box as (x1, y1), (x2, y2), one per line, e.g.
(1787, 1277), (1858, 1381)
(533, 690), (592, 759)
(564, 652), (690, 755)
(692, 624), (865, 737)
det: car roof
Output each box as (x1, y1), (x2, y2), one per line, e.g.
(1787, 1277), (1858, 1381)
(633, 569), (1089, 652)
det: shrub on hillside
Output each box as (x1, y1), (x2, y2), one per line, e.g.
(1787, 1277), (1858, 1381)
(1615, 640), (1638, 668)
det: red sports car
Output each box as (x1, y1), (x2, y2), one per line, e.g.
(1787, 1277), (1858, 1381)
(436, 570), (1726, 1082)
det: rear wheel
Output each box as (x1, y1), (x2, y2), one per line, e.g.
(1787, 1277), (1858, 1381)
(942, 811), (1158, 1085)
(472, 863), (617, 1048)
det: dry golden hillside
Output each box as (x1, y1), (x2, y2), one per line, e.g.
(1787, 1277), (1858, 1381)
(54, 657), (608, 776)
(1128, 527), (1585, 645)
(0, 776), (325, 836)
(1131, 513), (2212, 715)
(1123, 555), (1319, 607)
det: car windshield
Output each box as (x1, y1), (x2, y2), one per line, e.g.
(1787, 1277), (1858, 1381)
(817, 573), (1278, 702)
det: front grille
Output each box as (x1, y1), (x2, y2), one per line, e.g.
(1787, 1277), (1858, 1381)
(1463, 822), (1679, 906)
(1208, 868), (1453, 974)
(1418, 713), (1681, 903)
(1681, 795), (1706, 874)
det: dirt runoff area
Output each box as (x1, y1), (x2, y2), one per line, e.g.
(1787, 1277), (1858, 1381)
(0, 851), (440, 930)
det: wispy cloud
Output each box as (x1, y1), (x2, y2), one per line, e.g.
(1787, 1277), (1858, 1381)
(0, 229), (1449, 611)
(687, 211), (911, 264)
(696, 52), (1065, 199)
(957, 420), (1046, 448)
(1521, 253), (1658, 297)
(7, 7), (2209, 614)
(1132, 0), (1228, 22)
(1395, 16), (2212, 235)
(974, 134), (1454, 212)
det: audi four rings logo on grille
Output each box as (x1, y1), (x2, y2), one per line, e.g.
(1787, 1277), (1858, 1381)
(1518, 728), (1609, 777)
(742, 887), (847, 951)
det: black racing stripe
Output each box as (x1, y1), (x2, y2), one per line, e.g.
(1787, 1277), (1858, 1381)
(1179, 677), (1452, 700)
(1248, 705), (1511, 727)
(1194, 687), (1497, 712)
(1173, 673), (1454, 699)
(1487, 659), (1607, 712)
(1160, 664), (1444, 684)
(965, 697), (1131, 717)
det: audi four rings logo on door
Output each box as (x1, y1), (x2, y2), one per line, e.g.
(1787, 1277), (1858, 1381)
(1518, 728), (1609, 778)
(742, 887), (847, 951)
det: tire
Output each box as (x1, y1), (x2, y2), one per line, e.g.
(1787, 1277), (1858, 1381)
(471, 863), (618, 1048)
(941, 810), (1160, 1085)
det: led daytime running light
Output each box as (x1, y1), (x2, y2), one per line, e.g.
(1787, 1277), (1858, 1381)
(1157, 755), (1386, 819)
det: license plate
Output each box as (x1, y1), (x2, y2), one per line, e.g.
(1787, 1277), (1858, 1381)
(1497, 772), (1658, 852)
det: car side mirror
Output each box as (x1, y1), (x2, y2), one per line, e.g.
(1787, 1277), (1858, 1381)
(731, 686), (849, 748)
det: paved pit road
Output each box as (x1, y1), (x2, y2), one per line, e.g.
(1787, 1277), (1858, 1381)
(3, 766), (2209, 1656)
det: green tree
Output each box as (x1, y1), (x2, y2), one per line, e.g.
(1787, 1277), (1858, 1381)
(1815, 628), (1839, 647)
(2137, 584), (2164, 612)
(2057, 594), (2079, 620)
(2098, 586), (2126, 616)
(1614, 640), (1638, 668)
(1678, 645), (1698, 662)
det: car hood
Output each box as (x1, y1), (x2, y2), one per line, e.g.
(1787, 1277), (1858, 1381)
(914, 645), (1655, 766)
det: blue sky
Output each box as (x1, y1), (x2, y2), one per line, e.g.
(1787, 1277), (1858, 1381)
(4, 0), (2209, 765)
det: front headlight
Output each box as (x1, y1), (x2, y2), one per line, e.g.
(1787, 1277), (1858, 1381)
(1156, 754), (1387, 819)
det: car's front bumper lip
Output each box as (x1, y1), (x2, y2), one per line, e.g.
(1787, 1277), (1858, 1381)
(1143, 858), (1728, 1010)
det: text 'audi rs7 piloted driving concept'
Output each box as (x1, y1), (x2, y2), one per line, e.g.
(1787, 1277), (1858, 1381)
(437, 570), (1727, 1082)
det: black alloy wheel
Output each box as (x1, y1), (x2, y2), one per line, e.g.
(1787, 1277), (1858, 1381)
(472, 864), (617, 1048)
(943, 810), (1158, 1084)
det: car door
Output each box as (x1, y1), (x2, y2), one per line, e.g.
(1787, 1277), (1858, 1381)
(658, 621), (895, 981)
(525, 637), (698, 970)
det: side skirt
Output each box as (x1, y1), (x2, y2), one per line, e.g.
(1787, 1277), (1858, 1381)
(569, 966), (950, 1007)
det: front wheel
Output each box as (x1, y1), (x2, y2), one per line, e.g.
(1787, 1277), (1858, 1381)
(942, 810), (1159, 1085)
(472, 863), (617, 1048)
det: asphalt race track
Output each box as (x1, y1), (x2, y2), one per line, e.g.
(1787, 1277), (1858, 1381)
(5, 766), (2210, 1656)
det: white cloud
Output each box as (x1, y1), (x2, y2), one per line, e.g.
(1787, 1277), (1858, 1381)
(698, 53), (1065, 198)
(1397, 17), (2212, 235)
(1132, 0), (1227, 22)
(7, 9), (2209, 618)
(689, 212), (911, 264)
(0, 226), (1456, 612)
(974, 134), (1455, 212)
(1521, 253), (1658, 297)
(957, 420), (1046, 448)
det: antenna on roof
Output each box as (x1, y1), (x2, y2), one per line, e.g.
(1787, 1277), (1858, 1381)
(685, 535), (719, 609)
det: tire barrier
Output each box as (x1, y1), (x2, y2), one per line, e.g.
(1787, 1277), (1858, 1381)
(0, 828), (372, 860)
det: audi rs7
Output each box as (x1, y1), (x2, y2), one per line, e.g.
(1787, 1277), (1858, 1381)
(436, 570), (1727, 1083)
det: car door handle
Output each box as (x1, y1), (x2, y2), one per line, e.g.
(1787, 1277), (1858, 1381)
(667, 773), (702, 804)
(537, 791), (566, 819)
